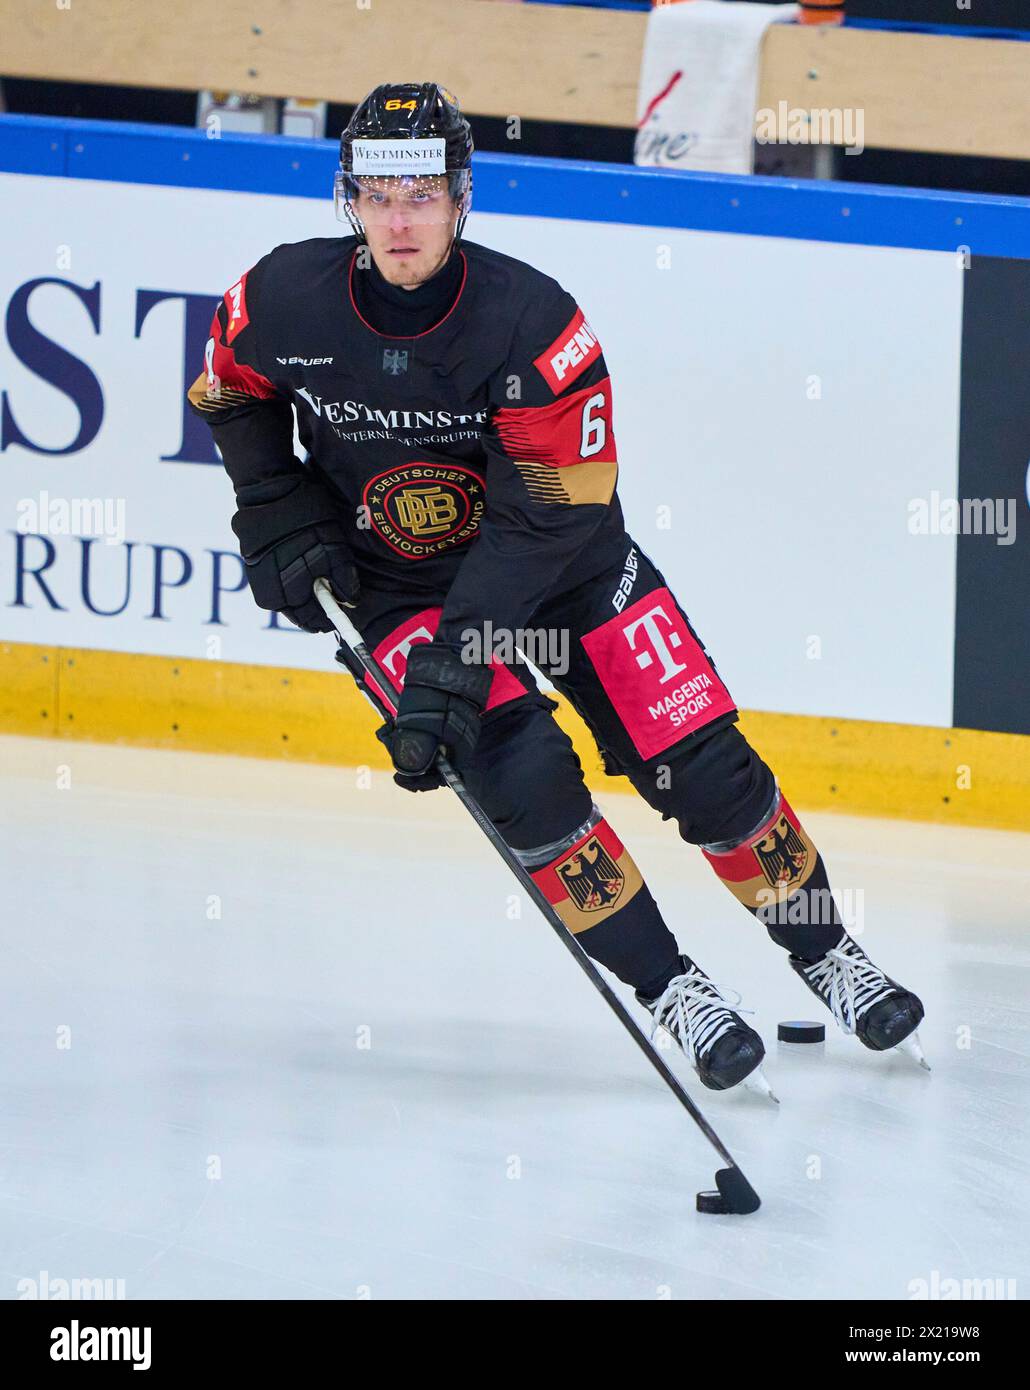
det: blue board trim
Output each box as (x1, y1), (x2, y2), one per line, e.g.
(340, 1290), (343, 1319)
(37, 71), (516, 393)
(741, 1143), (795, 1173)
(2, 113), (1030, 258)
(0, 117), (68, 177)
(845, 17), (1030, 42)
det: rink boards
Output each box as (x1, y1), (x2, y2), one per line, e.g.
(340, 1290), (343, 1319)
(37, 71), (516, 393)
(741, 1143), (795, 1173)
(0, 115), (1028, 828)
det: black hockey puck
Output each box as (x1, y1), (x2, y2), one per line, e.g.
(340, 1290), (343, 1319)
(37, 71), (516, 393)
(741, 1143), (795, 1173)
(777, 1020), (825, 1043)
(696, 1190), (728, 1214)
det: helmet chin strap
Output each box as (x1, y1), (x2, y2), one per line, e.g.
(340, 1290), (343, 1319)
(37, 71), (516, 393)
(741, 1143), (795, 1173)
(454, 199), (470, 246)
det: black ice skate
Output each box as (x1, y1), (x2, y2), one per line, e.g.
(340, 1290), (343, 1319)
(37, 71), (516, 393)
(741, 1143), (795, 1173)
(636, 956), (777, 1101)
(790, 933), (929, 1069)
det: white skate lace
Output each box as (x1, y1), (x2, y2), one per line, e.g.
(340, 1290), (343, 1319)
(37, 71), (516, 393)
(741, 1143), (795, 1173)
(647, 967), (750, 1063)
(801, 939), (894, 1035)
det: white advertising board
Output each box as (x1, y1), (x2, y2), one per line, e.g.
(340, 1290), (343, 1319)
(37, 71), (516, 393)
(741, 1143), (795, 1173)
(0, 173), (962, 724)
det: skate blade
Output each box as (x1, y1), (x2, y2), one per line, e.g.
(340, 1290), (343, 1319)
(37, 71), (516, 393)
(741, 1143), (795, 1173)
(895, 1029), (931, 1071)
(744, 1067), (780, 1105)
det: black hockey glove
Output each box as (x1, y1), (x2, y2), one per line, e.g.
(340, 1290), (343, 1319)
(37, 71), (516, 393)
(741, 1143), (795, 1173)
(232, 476), (359, 633)
(379, 644), (493, 793)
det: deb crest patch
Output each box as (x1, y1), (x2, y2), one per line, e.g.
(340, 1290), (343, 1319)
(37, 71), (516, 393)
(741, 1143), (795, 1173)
(753, 815), (810, 889)
(556, 834), (625, 913)
(362, 462), (485, 559)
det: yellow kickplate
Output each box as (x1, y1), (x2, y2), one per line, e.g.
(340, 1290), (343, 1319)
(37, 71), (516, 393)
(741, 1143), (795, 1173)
(736, 710), (1030, 833)
(0, 641), (1027, 831)
(0, 642), (60, 736)
(53, 645), (386, 768)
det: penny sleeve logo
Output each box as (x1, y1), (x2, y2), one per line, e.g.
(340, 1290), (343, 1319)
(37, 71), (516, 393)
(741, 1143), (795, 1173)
(362, 462), (486, 559)
(533, 307), (602, 394)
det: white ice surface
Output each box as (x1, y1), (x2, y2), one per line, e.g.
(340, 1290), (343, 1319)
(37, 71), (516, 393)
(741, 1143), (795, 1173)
(1, 735), (1028, 1300)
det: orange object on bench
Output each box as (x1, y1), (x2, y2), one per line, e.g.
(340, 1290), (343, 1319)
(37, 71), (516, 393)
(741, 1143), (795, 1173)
(797, 0), (844, 25)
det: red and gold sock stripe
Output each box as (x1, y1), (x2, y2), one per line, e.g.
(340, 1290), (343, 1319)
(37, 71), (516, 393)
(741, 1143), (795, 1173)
(702, 792), (819, 910)
(530, 817), (643, 933)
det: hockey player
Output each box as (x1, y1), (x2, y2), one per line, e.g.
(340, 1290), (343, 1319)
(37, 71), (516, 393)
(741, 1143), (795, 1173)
(188, 82), (926, 1093)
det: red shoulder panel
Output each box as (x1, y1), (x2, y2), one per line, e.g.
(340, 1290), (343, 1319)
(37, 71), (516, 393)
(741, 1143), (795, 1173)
(223, 270), (252, 345)
(494, 378), (616, 467)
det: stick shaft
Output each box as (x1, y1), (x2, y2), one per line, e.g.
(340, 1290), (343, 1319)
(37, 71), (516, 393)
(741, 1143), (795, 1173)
(313, 579), (753, 1179)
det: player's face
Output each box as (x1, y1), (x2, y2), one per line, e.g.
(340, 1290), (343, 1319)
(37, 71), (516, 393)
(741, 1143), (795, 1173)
(353, 176), (460, 288)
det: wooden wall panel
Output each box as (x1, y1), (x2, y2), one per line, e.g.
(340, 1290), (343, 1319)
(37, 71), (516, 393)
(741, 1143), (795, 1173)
(0, 0), (646, 126)
(759, 23), (1030, 160)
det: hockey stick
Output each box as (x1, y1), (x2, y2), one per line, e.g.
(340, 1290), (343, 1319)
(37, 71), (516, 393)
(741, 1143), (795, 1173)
(314, 578), (761, 1215)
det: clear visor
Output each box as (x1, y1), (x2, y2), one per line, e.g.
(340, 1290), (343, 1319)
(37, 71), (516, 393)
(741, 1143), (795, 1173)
(334, 170), (470, 228)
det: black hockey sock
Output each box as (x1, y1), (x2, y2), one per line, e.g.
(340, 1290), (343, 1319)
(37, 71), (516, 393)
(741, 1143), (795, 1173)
(526, 816), (682, 993)
(635, 953), (687, 1003)
(756, 854), (844, 962)
(702, 789), (844, 962)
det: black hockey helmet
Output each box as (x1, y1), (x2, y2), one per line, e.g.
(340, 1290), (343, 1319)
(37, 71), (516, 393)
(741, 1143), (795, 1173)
(336, 82), (474, 240)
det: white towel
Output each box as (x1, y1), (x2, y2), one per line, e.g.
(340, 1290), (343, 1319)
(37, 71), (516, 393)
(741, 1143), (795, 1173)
(635, 1), (799, 175)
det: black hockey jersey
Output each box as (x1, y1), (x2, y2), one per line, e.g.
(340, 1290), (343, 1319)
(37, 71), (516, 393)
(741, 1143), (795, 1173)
(187, 236), (629, 645)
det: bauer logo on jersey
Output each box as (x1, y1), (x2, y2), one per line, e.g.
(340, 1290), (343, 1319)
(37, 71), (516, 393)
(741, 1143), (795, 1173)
(534, 307), (602, 394)
(752, 815), (809, 890)
(362, 463), (485, 559)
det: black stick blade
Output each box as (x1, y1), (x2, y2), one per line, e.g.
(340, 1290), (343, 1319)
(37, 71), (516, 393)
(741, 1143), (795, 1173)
(714, 1165), (761, 1214)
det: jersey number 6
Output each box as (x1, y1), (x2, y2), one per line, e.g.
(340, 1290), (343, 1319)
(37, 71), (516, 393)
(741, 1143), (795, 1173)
(580, 393), (607, 459)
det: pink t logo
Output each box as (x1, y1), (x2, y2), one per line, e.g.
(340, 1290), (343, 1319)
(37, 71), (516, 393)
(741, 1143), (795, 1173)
(380, 625), (434, 683)
(622, 604), (688, 684)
